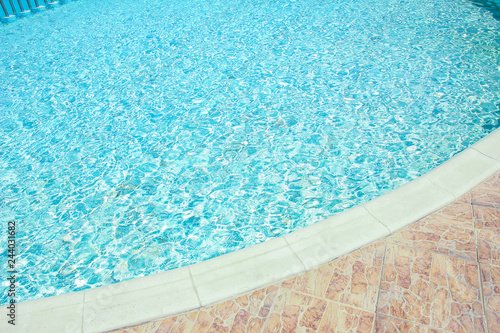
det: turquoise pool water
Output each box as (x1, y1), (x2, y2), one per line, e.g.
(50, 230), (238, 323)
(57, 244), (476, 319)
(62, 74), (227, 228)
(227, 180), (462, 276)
(1, 0), (499, 304)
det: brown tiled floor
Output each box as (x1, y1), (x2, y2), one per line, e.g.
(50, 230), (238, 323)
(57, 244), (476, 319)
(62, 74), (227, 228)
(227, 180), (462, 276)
(110, 173), (500, 333)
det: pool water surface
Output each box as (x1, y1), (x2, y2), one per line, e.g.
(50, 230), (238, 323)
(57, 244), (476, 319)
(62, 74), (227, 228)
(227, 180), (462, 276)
(1, 0), (500, 305)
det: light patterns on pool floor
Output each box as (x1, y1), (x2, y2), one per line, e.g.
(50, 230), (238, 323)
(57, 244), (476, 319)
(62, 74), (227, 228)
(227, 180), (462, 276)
(110, 172), (500, 332)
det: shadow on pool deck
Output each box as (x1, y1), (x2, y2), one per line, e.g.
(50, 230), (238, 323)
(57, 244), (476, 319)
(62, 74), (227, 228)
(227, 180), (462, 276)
(110, 172), (500, 332)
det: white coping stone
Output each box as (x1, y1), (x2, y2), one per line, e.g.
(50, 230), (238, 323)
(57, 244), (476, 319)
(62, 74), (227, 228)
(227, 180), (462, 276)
(424, 148), (500, 198)
(4, 131), (500, 332)
(84, 266), (192, 302)
(82, 267), (199, 333)
(363, 176), (456, 233)
(190, 237), (304, 307)
(284, 205), (389, 271)
(5, 305), (83, 333)
(472, 128), (500, 162)
(0, 292), (84, 333)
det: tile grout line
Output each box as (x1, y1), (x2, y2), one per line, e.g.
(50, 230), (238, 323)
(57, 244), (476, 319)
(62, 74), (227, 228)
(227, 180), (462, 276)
(472, 192), (490, 333)
(468, 191), (489, 333)
(190, 311), (202, 333)
(422, 173), (460, 202)
(478, 260), (490, 333)
(471, 146), (500, 163)
(429, 237), (437, 329)
(314, 298), (329, 332)
(471, 200), (500, 210)
(371, 238), (389, 333)
(385, 239), (478, 263)
(187, 267), (203, 311)
(278, 282), (376, 316)
(361, 205), (392, 235)
(282, 236), (308, 273)
(258, 284), (282, 333)
(374, 312), (454, 332)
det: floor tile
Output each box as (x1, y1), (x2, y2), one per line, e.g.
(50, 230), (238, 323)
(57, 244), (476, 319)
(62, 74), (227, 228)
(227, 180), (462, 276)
(262, 288), (328, 332)
(471, 173), (500, 209)
(317, 302), (375, 332)
(282, 241), (385, 311)
(281, 263), (334, 299)
(480, 264), (500, 333)
(196, 285), (280, 333)
(155, 312), (199, 333)
(378, 244), (485, 332)
(153, 316), (182, 333)
(474, 205), (500, 266)
(403, 200), (474, 230)
(374, 314), (445, 332)
(188, 309), (227, 332)
(227, 285), (279, 332)
(388, 202), (476, 261)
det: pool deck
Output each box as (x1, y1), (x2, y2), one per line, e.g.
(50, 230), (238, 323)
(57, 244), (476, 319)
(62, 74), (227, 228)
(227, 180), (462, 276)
(2, 129), (500, 333)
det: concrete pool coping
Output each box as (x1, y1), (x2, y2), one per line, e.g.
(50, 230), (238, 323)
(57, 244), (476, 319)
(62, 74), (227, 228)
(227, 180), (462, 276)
(2, 128), (500, 333)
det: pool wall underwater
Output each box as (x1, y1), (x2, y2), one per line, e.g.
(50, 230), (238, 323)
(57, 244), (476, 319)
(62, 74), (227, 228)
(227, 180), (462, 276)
(1, 128), (499, 333)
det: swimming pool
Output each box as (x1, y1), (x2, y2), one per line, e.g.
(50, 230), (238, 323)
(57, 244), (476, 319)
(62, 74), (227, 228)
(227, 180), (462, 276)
(1, 0), (499, 305)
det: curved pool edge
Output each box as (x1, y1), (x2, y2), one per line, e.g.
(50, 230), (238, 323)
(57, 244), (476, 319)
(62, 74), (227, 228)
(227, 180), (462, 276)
(4, 128), (500, 333)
